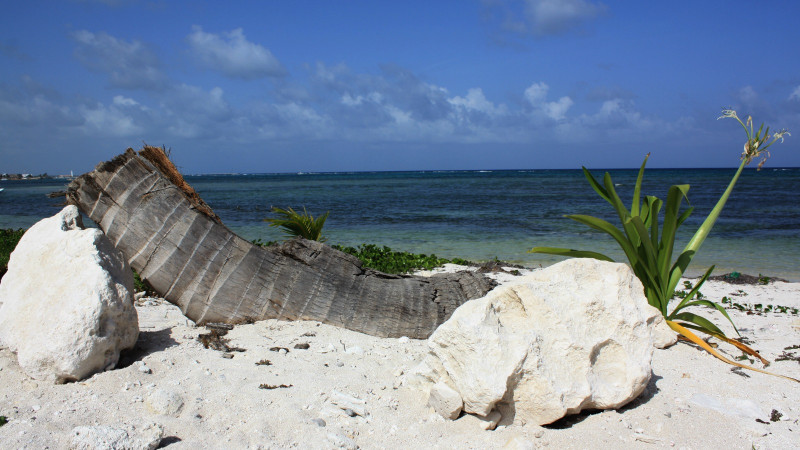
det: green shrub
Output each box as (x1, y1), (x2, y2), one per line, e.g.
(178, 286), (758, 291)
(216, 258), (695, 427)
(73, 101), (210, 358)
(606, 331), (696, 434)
(332, 244), (471, 274)
(0, 228), (25, 281)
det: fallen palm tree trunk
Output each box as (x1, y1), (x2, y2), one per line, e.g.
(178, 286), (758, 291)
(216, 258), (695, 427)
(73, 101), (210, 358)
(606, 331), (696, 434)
(66, 147), (496, 338)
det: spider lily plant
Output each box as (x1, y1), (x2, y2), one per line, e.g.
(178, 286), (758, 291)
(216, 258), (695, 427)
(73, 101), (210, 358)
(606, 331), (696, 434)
(531, 110), (796, 381)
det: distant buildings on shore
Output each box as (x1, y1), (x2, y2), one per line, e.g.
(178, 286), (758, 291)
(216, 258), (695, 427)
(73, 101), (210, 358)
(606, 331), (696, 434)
(0, 173), (67, 181)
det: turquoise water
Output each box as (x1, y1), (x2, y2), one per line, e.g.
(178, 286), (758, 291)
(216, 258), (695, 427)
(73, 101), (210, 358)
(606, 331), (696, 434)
(2, 167), (799, 280)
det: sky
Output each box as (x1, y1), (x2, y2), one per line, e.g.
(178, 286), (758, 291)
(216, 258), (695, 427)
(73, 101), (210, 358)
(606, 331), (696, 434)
(1, 0), (799, 175)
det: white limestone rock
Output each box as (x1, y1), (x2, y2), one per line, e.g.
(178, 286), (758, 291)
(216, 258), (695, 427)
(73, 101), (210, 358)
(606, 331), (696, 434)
(71, 423), (164, 450)
(428, 381), (463, 420)
(648, 306), (678, 349)
(409, 258), (658, 426)
(0, 206), (139, 384)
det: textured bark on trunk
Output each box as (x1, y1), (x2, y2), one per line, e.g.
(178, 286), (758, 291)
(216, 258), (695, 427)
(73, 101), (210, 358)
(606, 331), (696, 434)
(66, 147), (496, 338)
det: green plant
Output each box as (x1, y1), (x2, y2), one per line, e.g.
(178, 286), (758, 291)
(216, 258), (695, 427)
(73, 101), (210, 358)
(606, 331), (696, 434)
(0, 228), (25, 281)
(332, 244), (472, 274)
(0, 415), (7, 427)
(132, 270), (158, 295)
(252, 238), (276, 248)
(264, 206), (329, 242)
(530, 109), (796, 381)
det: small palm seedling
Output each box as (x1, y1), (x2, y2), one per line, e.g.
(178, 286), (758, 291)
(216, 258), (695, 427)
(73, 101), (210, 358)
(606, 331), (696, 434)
(531, 109), (796, 381)
(264, 206), (329, 242)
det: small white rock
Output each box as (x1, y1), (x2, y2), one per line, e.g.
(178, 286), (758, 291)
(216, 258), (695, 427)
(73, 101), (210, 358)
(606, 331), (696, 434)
(331, 390), (367, 417)
(428, 382), (463, 420)
(345, 346), (364, 355)
(145, 388), (184, 416)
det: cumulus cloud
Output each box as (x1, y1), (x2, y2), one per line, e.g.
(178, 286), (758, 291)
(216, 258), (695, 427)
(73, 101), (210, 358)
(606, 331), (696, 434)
(161, 84), (234, 138)
(71, 30), (167, 90)
(79, 102), (144, 136)
(577, 98), (658, 137)
(524, 82), (573, 120)
(0, 60), (679, 172)
(449, 88), (506, 117)
(187, 26), (286, 79)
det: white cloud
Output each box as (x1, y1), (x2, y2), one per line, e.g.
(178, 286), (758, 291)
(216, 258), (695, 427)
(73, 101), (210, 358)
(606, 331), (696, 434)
(112, 95), (139, 107)
(449, 88), (505, 116)
(341, 92), (383, 106)
(543, 96), (574, 121)
(79, 102), (143, 136)
(524, 82), (548, 104)
(524, 82), (573, 120)
(162, 84), (233, 138)
(525, 0), (607, 35)
(789, 86), (800, 101)
(577, 98), (657, 137)
(188, 26), (285, 79)
(71, 30), (167, 90)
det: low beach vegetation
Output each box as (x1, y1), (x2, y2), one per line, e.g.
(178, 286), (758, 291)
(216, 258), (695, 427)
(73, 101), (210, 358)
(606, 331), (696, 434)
(332, 244), (472, 274)
(264, 206), (329, 242)
(0, 228), (25, 282)
(530, 109), (796, 380)
(251, 238), (469, 275)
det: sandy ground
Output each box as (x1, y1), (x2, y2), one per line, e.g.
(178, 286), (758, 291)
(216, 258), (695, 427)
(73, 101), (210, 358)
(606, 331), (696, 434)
(1, 266), (799, 449)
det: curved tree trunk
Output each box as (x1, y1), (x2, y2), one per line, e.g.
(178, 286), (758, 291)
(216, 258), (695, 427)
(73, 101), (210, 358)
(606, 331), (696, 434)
(66, 147), (496, 338)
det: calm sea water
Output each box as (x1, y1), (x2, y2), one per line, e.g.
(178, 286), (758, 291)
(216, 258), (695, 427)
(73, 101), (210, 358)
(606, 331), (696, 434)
(2, 167), (799, 280)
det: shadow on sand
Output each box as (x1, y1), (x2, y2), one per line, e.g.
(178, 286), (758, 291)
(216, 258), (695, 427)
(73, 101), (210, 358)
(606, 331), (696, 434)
(117, 327), (179, 368)
(543, 373), (663, 430)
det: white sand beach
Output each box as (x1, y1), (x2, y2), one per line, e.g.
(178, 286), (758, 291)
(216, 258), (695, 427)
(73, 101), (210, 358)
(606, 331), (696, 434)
(1, 267), (799, 449)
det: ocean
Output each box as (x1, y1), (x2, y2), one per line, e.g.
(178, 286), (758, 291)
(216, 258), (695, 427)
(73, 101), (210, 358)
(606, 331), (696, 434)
(2, 167), (799, 281)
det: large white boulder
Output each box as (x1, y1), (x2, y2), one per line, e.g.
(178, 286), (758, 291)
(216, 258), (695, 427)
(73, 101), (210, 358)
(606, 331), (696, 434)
(0, 206), (138, 383)
(409, 258), (662, 425)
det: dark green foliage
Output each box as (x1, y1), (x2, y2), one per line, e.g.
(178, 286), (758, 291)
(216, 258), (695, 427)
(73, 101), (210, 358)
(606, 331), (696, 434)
(0, 415), (7, 426)
(332, 244), (472, 274)
(264, 206), (329, 242)
(132, 270), (157, 295)
(0, 228), (25, 282)
(252, 239), (277, 248)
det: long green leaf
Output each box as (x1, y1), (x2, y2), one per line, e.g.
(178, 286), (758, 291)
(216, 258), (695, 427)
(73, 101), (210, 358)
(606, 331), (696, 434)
(631, 153), (650, 217)
(581, 167), (611, 203)
(671, 311), (726, 336)
(643, 196), (662, 249)
(603, 173), (633, 228)
(670, 265), (714, 314)
(528, 247), (615, 262)
(672, 299), (740, 337)
(567, 214), (660, 298)
(668, 159), (748, 295)
(629, 216), (657, 269)
(658, 184), (690, 280)
(566, 215), (638, 264)
(676, 206), (694, 227)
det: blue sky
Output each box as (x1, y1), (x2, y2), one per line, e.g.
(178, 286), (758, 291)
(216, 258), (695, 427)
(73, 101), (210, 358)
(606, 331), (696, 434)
(1, 0), (798, 174)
